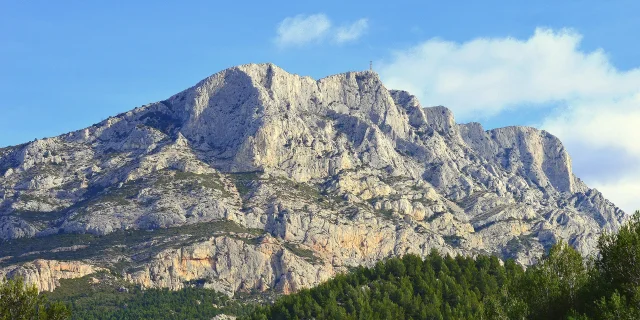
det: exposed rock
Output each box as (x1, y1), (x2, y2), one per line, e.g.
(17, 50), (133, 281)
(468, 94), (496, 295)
(212, 315), (236, 320)
(0, 260), (101, 292)
(126, 235), (335, 296)
(0, 63), (626, 295)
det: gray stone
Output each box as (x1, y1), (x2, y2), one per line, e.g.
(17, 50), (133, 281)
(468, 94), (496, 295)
(0, 63), (626, 294)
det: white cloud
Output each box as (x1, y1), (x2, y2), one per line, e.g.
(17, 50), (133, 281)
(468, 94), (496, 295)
(275, 14), (368, 47)
(275, 14), (332, 47)
(379, 28), (640, 119)
(542, 95), (640, 158)
(335, 19), (369, 44)
(379, 28), (640, 213)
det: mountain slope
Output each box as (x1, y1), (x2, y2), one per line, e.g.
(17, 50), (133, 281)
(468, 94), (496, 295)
(0, 63), (625, 296)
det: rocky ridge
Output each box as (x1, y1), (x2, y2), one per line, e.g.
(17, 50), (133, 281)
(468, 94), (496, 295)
(0, 63), (625, 295)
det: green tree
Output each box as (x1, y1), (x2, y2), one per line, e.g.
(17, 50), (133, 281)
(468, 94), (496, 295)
(597, 211), (640, 296)
(0, 277), (70, 320)
(595, 290), (640, 320)
(514, 241), (587, 320)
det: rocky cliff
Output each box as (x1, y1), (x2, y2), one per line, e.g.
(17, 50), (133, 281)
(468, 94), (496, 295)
(0, 260), (100, 292)
(0, 63), (625, 294)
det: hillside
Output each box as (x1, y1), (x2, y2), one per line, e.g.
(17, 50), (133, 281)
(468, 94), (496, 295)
(0, 63), (625, 296)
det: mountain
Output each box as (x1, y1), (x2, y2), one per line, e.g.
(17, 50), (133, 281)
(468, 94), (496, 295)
(0, 63), (625, 296)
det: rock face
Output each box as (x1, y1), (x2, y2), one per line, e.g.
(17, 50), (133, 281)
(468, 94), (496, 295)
(0, 260), (100, 292)
(125, 234), (336, 296)
(0, 63), (626, 294)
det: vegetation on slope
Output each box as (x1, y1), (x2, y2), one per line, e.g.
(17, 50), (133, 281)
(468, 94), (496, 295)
(0, 220), (265, 272)
(51, 285), (252, 320)
(37, 270), (258, 320)
(244, 211), (640, 320)
(30, 210), (640, 319)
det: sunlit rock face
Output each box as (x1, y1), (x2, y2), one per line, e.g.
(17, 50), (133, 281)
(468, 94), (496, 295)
(0, 63), (625, 293)
(0, 260), (101, 292)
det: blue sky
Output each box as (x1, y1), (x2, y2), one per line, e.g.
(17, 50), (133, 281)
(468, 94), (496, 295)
(1, 0), (639, 212)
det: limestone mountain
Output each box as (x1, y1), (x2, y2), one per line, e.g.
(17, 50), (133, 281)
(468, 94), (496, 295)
(0, 63), (625, 296)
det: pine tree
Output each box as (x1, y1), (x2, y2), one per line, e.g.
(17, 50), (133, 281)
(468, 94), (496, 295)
(0, 277), (71, 320)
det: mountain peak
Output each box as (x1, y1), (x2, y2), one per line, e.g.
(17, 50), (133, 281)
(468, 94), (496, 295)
(0, 63), (626, 296)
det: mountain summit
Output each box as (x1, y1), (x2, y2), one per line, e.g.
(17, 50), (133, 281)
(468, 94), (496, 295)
(0, 63), (625, 295)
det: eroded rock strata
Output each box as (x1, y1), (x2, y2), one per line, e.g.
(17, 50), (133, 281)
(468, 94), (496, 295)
(0, 63), (625, 293)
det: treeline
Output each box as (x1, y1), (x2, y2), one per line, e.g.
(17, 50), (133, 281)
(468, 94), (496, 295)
(245, 211), (640, 320)
(2, 278), (254, 320)
(53, 286), (253, 320)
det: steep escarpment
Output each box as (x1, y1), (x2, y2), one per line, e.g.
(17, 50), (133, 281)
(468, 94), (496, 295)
(0, 260), (100, 292)
(0, 63), (625, 294)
